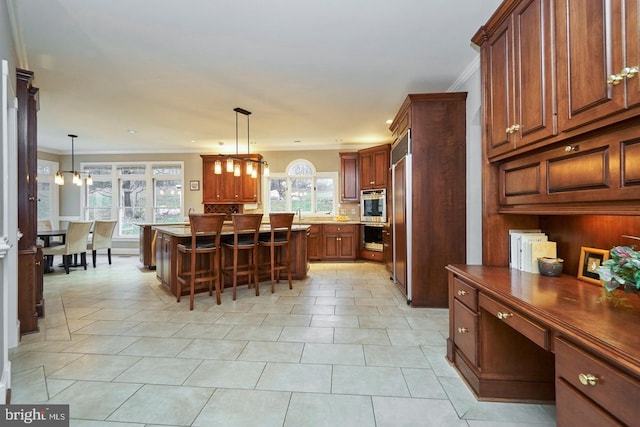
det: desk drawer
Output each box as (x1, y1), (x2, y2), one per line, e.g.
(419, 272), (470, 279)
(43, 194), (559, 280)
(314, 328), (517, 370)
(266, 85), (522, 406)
(479, 294), (550, 350)
(556, 337), (638, 426)
(452, 277), (477, 311)
(453, 299), (478, 366)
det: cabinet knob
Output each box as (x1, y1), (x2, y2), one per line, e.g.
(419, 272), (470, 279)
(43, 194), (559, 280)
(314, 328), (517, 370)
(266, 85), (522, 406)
(617, 66), (639, 80)
(497, 311), (513, 320)
(564, 145), (579, 152)
(607, 73), (624, 85)
(578, 373), (598, 386)
(457, 290), (467, 296)
(505, 124), (520, 134)
(457, 327), (469, 334)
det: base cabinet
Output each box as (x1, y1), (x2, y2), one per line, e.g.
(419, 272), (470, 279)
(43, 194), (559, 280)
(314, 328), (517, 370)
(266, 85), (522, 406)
(18, 249), (42, 335)
(306, 224), (359, 261)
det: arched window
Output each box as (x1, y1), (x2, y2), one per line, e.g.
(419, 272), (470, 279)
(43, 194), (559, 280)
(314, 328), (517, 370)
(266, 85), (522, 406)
(266, 160), (337, 215)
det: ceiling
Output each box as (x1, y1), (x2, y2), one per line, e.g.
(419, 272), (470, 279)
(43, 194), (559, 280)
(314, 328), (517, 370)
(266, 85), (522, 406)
(11, 0), (501, 155)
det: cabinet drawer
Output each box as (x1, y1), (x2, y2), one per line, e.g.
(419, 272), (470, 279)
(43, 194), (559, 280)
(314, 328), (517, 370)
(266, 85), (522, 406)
(453, 299), (478, 366)
(452, 277), (478, 311)
(308, 224), (321, 234)
(323, 224), (353, 233)
(479, 294), (550, 350)
(556, 337), (639, 426)
(556, 379), (621, 427)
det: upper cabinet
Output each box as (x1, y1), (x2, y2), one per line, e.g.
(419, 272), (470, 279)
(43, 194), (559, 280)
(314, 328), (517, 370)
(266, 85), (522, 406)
(555, 0), (638, 131)
(201, 154), (262, 204)
(339, 152), (359, 202)
(475, 0), (556, 159)
(476, 0), (640, 162)
(358, 144), (390, 190)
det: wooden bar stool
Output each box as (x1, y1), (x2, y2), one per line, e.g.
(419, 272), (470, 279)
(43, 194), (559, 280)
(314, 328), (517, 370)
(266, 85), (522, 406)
(176, 213), (226, 310)
(221, 213), (263, 300)
(259, 213), (295, 293)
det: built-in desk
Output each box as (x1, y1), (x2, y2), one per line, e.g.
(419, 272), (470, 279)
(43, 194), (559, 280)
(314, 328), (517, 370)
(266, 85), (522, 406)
(446, 265), (640, 426)
(153, 224), (309, 297)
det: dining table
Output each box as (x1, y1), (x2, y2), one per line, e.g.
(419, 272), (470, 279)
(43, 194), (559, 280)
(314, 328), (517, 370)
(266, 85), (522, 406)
(37, 229), (89, 273)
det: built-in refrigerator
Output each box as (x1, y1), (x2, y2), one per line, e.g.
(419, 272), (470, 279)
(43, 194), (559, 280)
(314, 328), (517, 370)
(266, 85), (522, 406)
(391, 129), (411, 303)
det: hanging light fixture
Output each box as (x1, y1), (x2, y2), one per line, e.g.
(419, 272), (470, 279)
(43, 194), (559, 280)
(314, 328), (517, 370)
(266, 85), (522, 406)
(55, 134), (93, 186)
(214, 159), (222, 174)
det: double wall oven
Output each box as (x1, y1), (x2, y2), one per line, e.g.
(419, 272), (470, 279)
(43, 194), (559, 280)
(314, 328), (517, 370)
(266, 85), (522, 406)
(360, 189), (387, 252)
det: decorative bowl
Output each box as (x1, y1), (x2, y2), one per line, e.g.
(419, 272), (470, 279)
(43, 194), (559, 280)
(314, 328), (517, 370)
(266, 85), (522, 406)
(538, 257), (564, 277)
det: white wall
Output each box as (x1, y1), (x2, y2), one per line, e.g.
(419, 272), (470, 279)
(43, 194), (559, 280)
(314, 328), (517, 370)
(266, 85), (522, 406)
(450, 56), (483, 265)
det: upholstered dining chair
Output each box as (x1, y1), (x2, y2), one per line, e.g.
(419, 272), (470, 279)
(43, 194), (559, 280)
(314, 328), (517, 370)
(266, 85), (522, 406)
(87, 220), (117, 267)
(259, 212), (295, 293)
(221, 213), (263, 300)
(176, 213), (226, 310)
(37, 219), (63, 246)
(41, 221), (93, 274)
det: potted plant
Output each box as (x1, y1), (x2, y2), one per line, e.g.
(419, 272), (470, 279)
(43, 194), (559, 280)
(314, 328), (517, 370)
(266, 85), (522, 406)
(597, 244), (640, 305)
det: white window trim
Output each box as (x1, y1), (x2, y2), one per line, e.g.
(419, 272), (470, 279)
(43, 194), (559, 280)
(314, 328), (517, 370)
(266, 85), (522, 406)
(36, 159), (60, 228)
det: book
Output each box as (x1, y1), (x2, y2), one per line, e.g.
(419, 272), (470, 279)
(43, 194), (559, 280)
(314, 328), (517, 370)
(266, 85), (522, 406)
(520, 233), (549, 272)
(529, 241), (557, 274)
(509, 229), (542, 270)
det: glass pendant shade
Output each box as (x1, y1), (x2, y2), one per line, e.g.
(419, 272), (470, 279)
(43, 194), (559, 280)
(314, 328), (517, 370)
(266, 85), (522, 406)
(86, 174), (93, 186)
(233, 162), (241, 177)
(214, 160), (222, 174)
(226, 158), (234, 172)
(246, 161), (253, 175)
(263, 163), (270, 177)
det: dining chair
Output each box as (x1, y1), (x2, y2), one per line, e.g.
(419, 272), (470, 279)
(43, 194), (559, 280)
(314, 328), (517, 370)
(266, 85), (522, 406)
(37, 219), (63, 246)
(259, 213), (295, 293)
(87, 220), (117, 267)
(221, 213), (263, 300)
(176, 213), (226, 310)
(41, 221), (93, 274)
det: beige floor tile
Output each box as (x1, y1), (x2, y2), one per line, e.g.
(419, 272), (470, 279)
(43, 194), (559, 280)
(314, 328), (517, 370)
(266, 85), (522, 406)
(237, 341), (304, 363)
(118, 336), (193, 357)
(291, 304), (335, 315)
(48, 354), (141, 381)
(256, 362), (332, 393)
(177, 338), (248, 360)
(363, 344), (430, 368)
(310, 314), (359, 328)
(184, 360), (265, 388)
(223, 325), (283, 341)
(278, 326), (334, 343)
(121, 321), (186, 337)
(261, 313), (312, 327)
(48, 380), (142, 420)
(114, 356), (201, 385)
(171, 322), (233, 339)
(193, 389), (290, 427)
(332, 365), (410, 397)
(62, 335), (140, 354)
(373, 396), (467, 427)
(334, 328), (391, 345)
(284, 392), (375, 427)
(301, 343), (365, 365)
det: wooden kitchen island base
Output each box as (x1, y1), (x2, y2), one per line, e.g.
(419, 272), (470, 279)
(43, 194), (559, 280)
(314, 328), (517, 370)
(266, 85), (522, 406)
(154, 224), (309, 297)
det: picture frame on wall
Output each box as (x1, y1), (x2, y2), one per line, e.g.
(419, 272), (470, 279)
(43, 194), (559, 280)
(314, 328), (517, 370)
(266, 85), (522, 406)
(189, 180), (200, 191)
(577, 246), (610, 285)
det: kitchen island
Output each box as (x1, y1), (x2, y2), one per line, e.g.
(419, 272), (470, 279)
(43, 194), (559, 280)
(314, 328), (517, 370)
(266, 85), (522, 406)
(153, 223), (310, 297)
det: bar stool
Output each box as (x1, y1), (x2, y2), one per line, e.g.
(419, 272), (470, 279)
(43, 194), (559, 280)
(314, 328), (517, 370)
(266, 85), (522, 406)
(259, 213), (295, 293)
(221, 213), (263, 300)
(176, 213), (226, 310)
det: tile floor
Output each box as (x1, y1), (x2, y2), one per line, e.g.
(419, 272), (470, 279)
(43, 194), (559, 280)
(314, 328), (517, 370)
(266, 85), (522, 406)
(10, 255), (556, 426)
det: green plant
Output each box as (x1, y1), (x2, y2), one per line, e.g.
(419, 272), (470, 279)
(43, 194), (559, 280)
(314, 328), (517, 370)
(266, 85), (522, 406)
(597, 245), (640, 293)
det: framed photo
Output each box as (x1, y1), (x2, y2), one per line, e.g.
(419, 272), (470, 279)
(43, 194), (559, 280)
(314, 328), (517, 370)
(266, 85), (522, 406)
(577, 246), (610, 285)
(189, 180), (200, 191)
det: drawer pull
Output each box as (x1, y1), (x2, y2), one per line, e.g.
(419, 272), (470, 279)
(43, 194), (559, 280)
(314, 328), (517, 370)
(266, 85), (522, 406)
(497, 311), (513, 320)
(457, 327), (470, 334)
(457, 290), (467, 296)
(578, 373), (598, 386)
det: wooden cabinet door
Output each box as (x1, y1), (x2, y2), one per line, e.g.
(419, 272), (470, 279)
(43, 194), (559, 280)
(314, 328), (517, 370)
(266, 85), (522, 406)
(202, 159), (219, 202)
(218, 169), (238, 202)
(322, 232), (339, 258)
(556, 0), (626, 132)
(371, 148), (389, 188)
(626, 0), (640, 108)
(484, 18), (515, 158)
(338, 229), (356, 258)
(512, 0), (556, 148)
(484, 0), (555, 159)
(359, 152), (374, 190)
(340, 152), (359, 201)
(239, 170), (258, 202)
(307, 225), (322, 260)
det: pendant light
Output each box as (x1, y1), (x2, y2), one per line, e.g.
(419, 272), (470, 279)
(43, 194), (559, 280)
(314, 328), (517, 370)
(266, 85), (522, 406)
(55, 134), (93, 186)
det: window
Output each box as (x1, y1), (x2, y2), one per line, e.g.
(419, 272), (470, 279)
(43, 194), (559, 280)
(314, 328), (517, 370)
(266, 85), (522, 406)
(265, 160), (337, 215)
(83, 162), (183, 238)
(36, 159), (60, 227)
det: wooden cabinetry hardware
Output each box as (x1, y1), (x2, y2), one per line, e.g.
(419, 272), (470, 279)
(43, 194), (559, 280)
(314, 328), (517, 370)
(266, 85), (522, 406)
(564, 144), (579, 152)
(607, 66), (639, 85)
(457, 327), (470, 334)
(505, 124), (521, 134)
(457, 290), (467, 296)
(578, 373), (598, 386)
(496, 311), (513, 320)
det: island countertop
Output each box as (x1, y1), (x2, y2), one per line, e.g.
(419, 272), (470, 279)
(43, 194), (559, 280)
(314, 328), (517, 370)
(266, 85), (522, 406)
(152, 223), (310, 237)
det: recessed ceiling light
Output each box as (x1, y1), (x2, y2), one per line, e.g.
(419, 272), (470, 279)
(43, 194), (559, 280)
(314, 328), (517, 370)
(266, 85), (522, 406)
(218, 141), (224, 146)
(293, 140), (301, 143)
(385, 119), (393, 124)
(191, 140), (197, 143)
(127, 129), (137, 134)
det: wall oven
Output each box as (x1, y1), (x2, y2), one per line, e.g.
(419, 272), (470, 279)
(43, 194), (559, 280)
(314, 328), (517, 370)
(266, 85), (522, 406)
(360, 189), (387, 223)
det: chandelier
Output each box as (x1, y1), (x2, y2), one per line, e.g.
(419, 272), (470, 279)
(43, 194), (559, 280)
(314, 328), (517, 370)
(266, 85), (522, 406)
(213, 107), (269, 178)
(54, 134), (93, 186)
